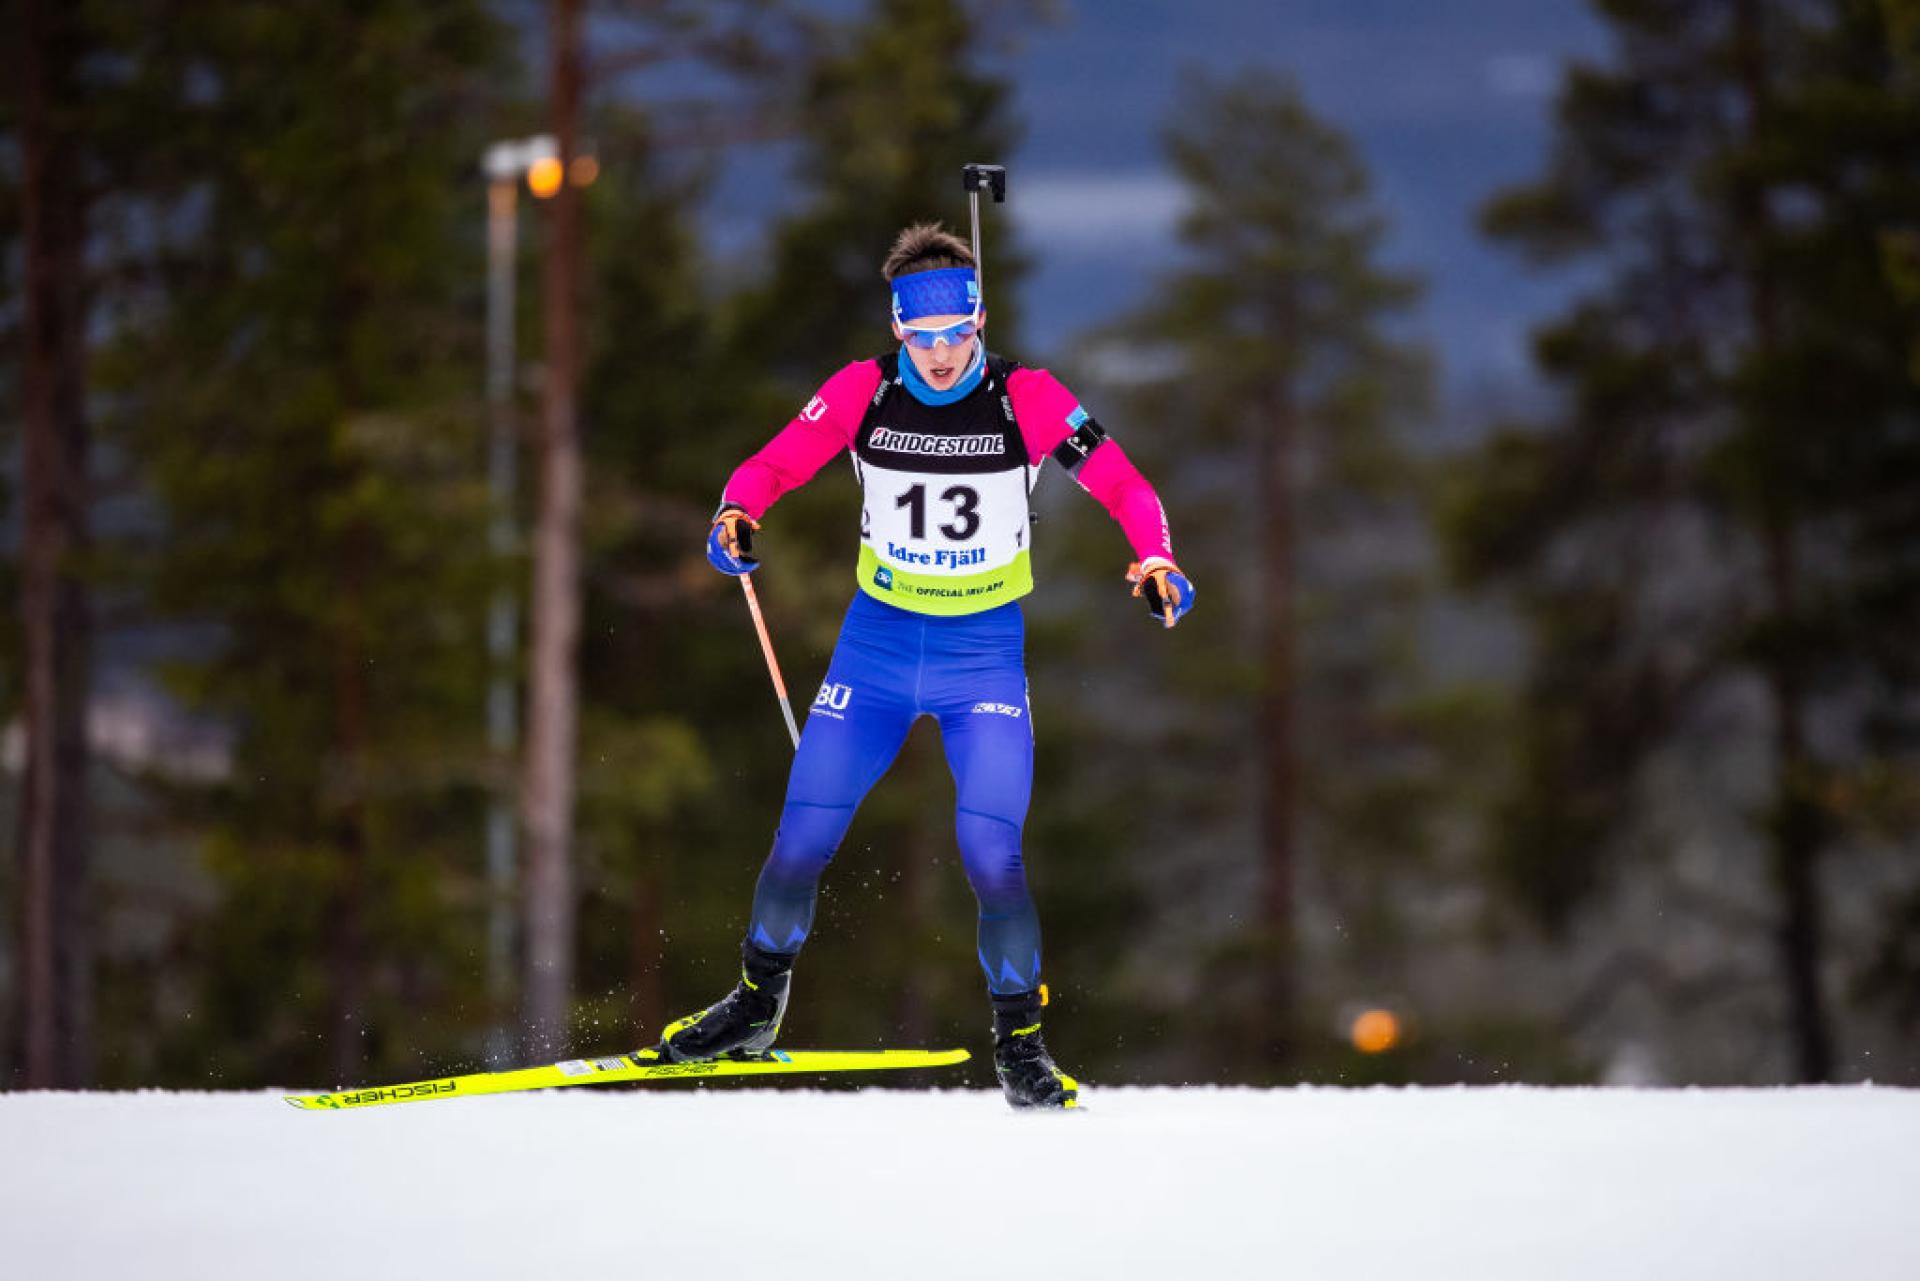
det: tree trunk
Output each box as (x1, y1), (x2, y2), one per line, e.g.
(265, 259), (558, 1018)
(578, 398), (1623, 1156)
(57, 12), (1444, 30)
(326, 818), (370, 1082)
(1257, 376), (1299, 1073)
(1733, 0), (1833, 1083)
(1764, 543), (1833, 1083)
(522, 0), (586, 1052)
(628, 859), (665, 1038)
(12, 0), (94, 1089)
(326, 557), (374, 1085)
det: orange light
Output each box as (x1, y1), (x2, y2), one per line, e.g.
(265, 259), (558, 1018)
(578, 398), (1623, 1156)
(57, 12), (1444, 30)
(527, 156), (564, 199)
(569, 155), (600, 187)
(1351, 1008), (1401, 1055)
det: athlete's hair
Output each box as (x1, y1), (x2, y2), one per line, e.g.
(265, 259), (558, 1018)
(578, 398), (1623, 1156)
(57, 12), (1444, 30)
(882, 222), (974, 281)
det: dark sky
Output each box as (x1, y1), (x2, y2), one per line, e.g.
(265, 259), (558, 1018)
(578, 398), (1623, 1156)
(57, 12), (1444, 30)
(695, 0), (1609, 397)
(997, 0), (1608, 393)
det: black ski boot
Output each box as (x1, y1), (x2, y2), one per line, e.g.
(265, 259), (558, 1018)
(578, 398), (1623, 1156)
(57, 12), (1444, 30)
(991, 988), (1079, 1110)
(657, 943), (795, 1062)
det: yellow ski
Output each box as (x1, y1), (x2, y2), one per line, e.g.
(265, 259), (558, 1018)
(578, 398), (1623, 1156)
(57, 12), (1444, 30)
(285, 1047), (970, 1111)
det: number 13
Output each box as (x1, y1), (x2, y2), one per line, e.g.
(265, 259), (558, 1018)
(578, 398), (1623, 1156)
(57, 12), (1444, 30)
(895, 483), (980, 540)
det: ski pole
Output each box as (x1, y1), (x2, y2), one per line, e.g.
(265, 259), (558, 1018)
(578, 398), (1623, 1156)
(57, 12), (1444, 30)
(961, 163), (1007, 308)
(739, 572), (800, 750)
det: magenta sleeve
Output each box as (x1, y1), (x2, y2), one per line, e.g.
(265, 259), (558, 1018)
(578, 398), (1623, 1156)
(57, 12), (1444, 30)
(720, 360), (884, 518)
(1077, 439), (1174, 563)
(1006, 366), (1081, 462)
(1008, 367), (1175, 564)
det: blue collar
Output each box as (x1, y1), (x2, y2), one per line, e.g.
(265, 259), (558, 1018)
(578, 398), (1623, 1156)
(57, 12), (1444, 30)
(898, 343), (985, 405)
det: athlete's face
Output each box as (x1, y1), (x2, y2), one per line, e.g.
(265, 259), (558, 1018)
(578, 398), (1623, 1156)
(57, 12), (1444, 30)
(893, 312), (984, 392)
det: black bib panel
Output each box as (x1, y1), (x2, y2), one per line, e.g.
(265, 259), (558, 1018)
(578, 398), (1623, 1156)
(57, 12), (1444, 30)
(854, 352), (1026, 477)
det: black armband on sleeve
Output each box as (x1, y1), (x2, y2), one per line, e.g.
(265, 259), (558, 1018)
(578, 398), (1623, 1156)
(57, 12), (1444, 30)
(1050, 417), (1109, 476)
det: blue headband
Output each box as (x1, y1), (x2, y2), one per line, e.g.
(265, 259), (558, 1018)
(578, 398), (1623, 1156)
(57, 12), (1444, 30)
(891, 267), (980, 323)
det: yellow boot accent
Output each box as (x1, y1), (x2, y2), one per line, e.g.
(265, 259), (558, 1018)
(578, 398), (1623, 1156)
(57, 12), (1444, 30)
(660, 1011), (699, 1041)
(661, 967), (754, 1043)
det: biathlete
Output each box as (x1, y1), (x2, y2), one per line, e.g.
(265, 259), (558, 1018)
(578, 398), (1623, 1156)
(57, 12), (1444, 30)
(654, 223), (1192, 1109)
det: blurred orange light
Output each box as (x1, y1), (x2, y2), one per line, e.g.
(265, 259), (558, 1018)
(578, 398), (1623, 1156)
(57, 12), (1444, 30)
(569, 155), (600, 187)
(527, 156), (564, 199)
(1351, 1008), (1401, 1054)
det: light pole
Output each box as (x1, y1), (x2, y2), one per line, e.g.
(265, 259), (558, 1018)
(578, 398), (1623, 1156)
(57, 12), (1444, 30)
(480, 134), (555, 1066)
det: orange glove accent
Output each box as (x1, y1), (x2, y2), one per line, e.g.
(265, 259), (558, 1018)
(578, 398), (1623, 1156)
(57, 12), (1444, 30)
(711, 506), (760, 565)
(1127, 557), (1189, 629)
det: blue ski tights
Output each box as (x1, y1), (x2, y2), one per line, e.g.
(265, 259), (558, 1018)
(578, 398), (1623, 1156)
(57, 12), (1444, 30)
(747, 591), (1042, 994)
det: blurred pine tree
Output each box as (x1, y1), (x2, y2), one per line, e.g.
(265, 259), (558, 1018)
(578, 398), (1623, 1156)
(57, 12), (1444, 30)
(1063, 70), (1467, 1085)
(96, 0), (510, 1087)
(569, 102), (749, 1048)
(1461, 0), (1920, 1082)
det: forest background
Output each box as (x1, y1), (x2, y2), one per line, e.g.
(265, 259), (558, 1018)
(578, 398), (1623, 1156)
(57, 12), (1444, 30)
(4, 0), (1919, 1093)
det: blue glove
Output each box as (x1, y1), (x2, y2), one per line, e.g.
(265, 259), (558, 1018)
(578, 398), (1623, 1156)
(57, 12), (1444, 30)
(707, 505), (759, 576)
(1128, 558), (1194, 628)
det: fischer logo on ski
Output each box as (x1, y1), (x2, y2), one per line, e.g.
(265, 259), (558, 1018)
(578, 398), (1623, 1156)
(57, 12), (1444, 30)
(341, 1080), (458, 1105)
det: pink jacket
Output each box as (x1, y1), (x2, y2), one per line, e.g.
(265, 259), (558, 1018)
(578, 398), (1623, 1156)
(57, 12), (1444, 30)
(721, 359), (1174, 565)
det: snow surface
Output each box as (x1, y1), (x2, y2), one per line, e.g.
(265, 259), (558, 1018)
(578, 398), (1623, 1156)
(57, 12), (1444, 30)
(3, 1084), (1917, 1279)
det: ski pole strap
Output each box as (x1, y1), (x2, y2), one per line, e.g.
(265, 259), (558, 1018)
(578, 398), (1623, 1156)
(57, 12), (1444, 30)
(712, 503), (757, 564)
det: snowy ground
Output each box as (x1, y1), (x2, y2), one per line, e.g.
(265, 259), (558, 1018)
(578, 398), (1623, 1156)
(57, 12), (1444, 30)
(3, 1084), (1917, 1279)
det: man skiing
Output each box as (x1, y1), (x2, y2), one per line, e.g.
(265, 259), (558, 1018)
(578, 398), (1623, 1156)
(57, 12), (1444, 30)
(657, 221), (1192, 1109)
